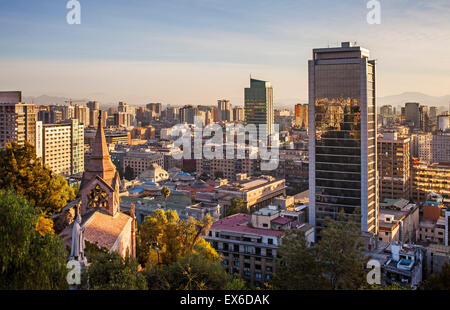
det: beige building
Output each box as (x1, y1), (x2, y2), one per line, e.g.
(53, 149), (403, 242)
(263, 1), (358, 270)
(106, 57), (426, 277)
(215, 174), (286, 213)
(377, 132), (411, 200)
(123, 150), (165, 179)
(377, 199), (419, 243)
(138, 163), (169, 183)
(416, 133), (450, 164)
(75, 104), (90, 127)
(205, 205), (313, 287)
(0, 91), (37, 149)
(38, 119), (85, 176)
(411, 161), (450, 203)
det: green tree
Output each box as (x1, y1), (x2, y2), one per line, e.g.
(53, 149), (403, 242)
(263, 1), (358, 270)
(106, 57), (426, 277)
(85, 249), (147, 290)
(424, 262), (450, 290)
(124, 165), (134, 180)
(0, 190), (68, 289)
(161, 186), (171, 210)
(0, 142), (75, 215)
(273, 231), (328, 290)
(317, 213), (368, 290)
(214, 171), (224, 179)
(145, 253), (246, 290)
(271, 212), (368, 290)
(225, 199), (248, 217)
(137, 209), (218, 267)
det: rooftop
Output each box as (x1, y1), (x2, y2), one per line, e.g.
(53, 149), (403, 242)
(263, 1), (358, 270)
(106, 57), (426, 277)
(210, 214), (284, 237)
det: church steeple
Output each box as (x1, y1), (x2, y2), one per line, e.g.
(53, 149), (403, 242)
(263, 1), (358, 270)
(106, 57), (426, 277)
(81, 111), (117, 189)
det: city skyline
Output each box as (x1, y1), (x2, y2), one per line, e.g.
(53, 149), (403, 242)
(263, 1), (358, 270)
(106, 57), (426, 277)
(1, 0), (450, 106)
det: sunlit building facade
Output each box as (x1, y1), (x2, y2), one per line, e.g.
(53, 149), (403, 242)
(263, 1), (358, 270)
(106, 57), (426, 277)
(308, 42), (378, 235)
(244, 78), (274, 142)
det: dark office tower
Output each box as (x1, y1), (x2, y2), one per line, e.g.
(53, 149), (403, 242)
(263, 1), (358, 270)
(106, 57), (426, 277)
(86, 101), (99, 111)
(308, 42), (378, 235)
(244, 78), (274, 142)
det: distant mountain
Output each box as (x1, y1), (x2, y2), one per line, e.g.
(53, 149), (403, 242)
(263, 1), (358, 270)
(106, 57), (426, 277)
(377, 92), (450, 110)
(22, 95), (90, 106)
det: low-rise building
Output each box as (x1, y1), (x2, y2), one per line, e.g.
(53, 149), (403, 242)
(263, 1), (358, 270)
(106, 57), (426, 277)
(205, 205), (314, 287)
(123, 150), (165, 179)
(214, 174), (286, 214)
(378, 199), (419, 243)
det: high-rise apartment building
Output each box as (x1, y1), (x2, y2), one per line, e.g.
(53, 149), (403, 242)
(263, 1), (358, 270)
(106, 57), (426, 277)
(75, 104), (90, 126)
(244, 78), (274, 141)
(37, 119), (84, 175)
(0, 91), (37, 148)
(233, 107), (245, 122)
(377, 132), (410, 201)
(308, 42), (378, 235)
(218, 99), (233, 122)
(416, 133), (450, 164)
(294, 104), (308, 128)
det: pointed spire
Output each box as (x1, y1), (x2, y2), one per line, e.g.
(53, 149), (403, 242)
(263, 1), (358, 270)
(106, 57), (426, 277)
(81, 110), (118, 189)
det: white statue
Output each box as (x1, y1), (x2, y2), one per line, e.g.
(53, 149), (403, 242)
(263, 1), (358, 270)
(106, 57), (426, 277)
(69, 205), (86, 263)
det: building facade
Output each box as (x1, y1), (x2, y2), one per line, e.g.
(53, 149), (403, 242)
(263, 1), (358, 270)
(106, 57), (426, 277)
(308, 42), (378, 235)
(0, 91), (37, 149)
(377, 132), (410, 200)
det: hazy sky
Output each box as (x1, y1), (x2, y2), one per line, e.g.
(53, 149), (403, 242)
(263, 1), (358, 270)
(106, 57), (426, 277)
(0, 0), (449, 106)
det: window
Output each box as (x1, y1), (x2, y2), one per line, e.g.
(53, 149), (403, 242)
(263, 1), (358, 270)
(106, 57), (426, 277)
(268, 238), (273, 245)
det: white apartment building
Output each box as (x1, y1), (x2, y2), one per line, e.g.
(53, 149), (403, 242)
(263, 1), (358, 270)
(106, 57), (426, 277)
(417, 133), (450, 163)
(37, 119), (84, 176)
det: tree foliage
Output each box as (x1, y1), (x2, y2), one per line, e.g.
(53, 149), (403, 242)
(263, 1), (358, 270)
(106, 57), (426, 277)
(272, 231), (328, 289)
(0, 142), (75, 215)
(137, 209), (218, 267)
(424, 262), (450, 290)
(0, 190), (68, 289)
(145, 253), (246, 290)
(124, 165), (134, 181)
(86, 249), (147, 290)
(226, 199), (248, 217)
(161, 186), (171, 209)
(272, 212), (368, 290)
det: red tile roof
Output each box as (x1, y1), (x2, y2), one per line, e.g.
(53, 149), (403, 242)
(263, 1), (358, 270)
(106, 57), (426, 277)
(211, 214), (284, 237)
(84, 212), (131, 250)
(271, 216), (292, 225)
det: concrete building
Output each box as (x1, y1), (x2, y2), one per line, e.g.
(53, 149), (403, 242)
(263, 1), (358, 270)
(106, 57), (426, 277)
(378, 198), (419, 243)
(411, 161), (450, 203)
(205, 205), (314, 286)
(233, 107), (245, 122)
(308, 42), (378, 235)
(214, 174), (286, 214)
(0, 91), (37, 149)
(218, 99), (233, 122)
(377, 132), (410, 200)
(416, 133), (450, 164)
(425, 244), (450, 277)
(74, 104), (90, 126)
(367, 242), (425, 289)
(123, 150), (165, 179)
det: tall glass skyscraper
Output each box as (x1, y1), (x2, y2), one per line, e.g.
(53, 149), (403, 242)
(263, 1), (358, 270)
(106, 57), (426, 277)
(308, 42), (378, 235)
(244, 78), (274, 142)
